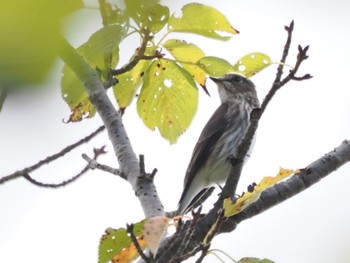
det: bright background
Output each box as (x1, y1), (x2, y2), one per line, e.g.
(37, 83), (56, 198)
(1, 0), (350, 262)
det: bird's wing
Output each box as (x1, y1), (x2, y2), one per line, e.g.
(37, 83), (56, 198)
(179, 102), (230, 203)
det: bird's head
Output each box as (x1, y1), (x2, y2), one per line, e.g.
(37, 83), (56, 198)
(209, 73), (257, 104)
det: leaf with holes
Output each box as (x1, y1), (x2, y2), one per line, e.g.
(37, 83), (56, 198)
(98, 221), (145, 263)
(163, 39), (206, 87)
(125, 0), (169, 33)
(113, 60), (151, 109)
(137, 60), (198, 144)
(197, 56), (235, 77)
(232, 52), (272, 77)
(168, 3), (238, 40)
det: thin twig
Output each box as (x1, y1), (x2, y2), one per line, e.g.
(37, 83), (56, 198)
(0, 125), (105, 185)
(161, 20), (313, 262)
(126, 224), (150, 263)
(82, 152), (124, 179)
(195, 209), (225, 263)
(22, 146), (107, 188)
(111, 28), (163, 76)
(260, 21), (312, 114)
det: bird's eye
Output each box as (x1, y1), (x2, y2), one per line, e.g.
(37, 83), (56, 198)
(233, 76), (242, 82)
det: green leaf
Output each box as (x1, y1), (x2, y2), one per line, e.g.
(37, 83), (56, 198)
(197, 56), (235, 76)
(232, 52), (272, 77)
(60, 0), (84, 15)
(163, 39), (206, 86)
(125, 0), (169, 33)
(61, 64), (96, 122)
(238, 257), (275, 263)
(61, 25), (125, 122)
(98, 221), (145, 263)
(168, 3), (239, 40)
(0, 0), (61, 87)
(137, 60), (198, 144)
(98, 2), (129, 26)
(113, 60), (151, 109)
(82, 24), (125, 79)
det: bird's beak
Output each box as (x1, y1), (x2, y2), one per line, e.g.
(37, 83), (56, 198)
(209, 76), (220, 83)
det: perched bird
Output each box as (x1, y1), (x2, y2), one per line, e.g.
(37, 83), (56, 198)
(177, 73), (260, 215)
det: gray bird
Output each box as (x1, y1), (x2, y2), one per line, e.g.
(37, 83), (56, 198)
(177, 73), (260, 215)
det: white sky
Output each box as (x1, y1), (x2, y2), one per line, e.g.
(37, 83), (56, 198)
(1, 0), (350, 262)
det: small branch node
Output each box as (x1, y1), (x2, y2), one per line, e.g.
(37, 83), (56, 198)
(139, 154), (146, 175)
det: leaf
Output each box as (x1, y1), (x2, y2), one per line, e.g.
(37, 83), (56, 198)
(0, 0), (61, 87)
(168, 3), (239, 40)
(224, 168), (298, 217)
(98, 2), (129, 26)
(163, 39), (206, 86)
(112, 236), (146, 263)
(238, 257), (275, 263)
(232, 52), (272, 77)
(137, 60), (198, 144)
(197, 56), (235, 77)
(61, 65), (96, 122)
(113, 60), (151, 109)
(82, 24), (125, 79)
(61, 25), (125, 122)
(125, 0), (169, 33)
(98, 221), (145, 263)
(143, 216), (171, 256)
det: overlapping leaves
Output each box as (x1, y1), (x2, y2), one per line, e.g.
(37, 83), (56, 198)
(60, 1), (272, 143)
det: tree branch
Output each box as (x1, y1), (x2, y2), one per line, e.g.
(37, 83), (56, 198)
(157, 140), (350, 262)
(219, 140), (350, 233)
(21, 146), (106, 188)
(58, 36), (164, 218)
(0, 125), (105, 185)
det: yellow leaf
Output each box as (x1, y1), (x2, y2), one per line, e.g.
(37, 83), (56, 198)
(113, 60), (151, 109)
(137, 59), (198, 144)
(112, 236), (146, 263)
(168, 3), (238, 40)
(197, 56), (235, 77)
(224, 168), (298, 217)
(163, 39), (206, 86)
(232, 52), (272, 78)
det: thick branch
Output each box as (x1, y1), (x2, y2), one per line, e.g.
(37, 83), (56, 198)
(219, 140), (350, 233)
(58, 37), (164, 218)
(157, 140), (350, 262)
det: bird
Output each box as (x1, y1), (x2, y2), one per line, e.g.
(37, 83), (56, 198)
(176, 73), (260, 215)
